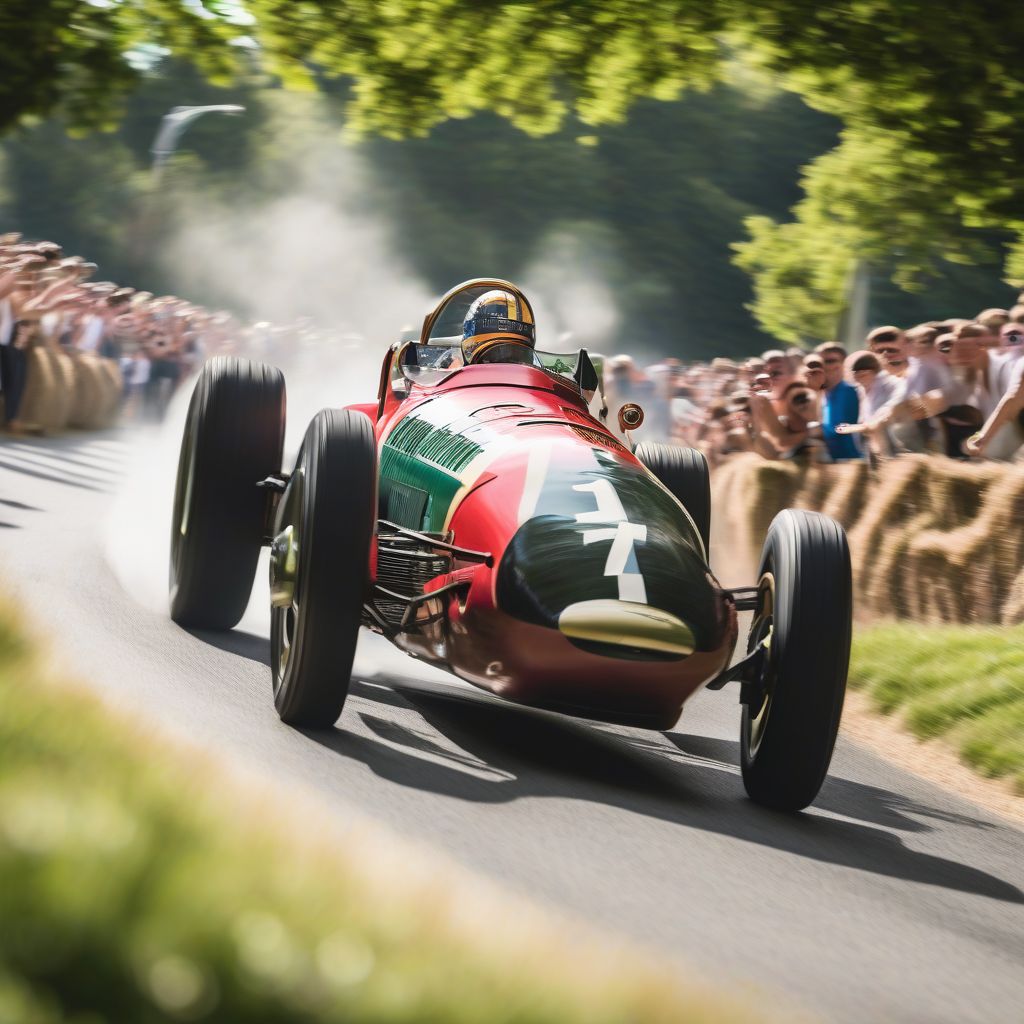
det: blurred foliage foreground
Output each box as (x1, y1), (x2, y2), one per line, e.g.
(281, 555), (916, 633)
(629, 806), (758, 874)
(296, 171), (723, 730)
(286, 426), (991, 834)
(0, 609), (752, 1024)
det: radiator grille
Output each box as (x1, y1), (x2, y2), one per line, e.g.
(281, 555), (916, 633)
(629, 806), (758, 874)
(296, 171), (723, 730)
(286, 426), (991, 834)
(375, 538), (450, 628)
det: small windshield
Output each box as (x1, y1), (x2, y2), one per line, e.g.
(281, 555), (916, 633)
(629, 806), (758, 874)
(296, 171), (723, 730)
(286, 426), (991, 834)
(426, 284), (502, 345)
(389, 279), (600, 395)
(391, 341), (463, 392)
(391, 343), (590, 395)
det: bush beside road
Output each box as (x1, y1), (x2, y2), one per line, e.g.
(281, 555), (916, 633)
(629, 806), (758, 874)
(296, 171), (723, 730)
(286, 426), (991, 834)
(850, 622), (1024, 795)
(0, 606), (758, 1024)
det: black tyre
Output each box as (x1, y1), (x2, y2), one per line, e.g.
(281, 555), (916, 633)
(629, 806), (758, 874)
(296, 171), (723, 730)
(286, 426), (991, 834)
(635, 442), (711, 556)
(271, 409), (376, 728)
(170, 357), (285, 629)
(741, 509), (851, 811)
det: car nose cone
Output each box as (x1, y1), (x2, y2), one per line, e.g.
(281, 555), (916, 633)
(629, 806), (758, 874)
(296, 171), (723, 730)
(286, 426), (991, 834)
(558, 599), (696, 656)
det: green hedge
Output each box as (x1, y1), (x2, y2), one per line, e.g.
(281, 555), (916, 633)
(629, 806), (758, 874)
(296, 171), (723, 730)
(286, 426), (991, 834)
(0, 610), (751, 1024)
(850, 623), (1024, 793)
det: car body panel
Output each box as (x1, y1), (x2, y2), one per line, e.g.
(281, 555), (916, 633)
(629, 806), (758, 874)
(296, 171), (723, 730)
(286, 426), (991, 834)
(356, 360), (737, 728)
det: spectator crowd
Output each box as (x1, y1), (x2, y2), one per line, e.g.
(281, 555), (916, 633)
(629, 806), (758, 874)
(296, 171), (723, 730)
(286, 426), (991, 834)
(604, 303), (1024, 466)
(0, 233), (240, 434)
(4, 232), (1024, 471)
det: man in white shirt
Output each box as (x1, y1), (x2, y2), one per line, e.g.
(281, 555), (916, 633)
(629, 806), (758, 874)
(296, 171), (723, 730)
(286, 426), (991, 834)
(860, 325), (953, 452)
(75, 301), (109, 353)
(960, 333), (1024, 461)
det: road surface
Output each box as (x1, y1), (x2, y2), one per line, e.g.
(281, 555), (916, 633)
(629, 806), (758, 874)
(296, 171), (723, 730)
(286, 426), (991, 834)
(0, 431), (1021, 1023)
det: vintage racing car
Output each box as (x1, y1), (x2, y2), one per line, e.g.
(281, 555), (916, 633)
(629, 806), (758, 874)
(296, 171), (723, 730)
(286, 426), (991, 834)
(169, 279), (852, 811)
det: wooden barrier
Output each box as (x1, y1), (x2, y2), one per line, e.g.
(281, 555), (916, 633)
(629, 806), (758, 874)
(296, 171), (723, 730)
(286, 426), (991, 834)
(13, 344), (122, 434)
(711, 453), (1024, 625)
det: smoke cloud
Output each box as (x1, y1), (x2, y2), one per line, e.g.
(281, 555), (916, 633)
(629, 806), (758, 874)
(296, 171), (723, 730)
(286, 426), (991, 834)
(106, 137), (434, 629)
(104, 117), (630, 636)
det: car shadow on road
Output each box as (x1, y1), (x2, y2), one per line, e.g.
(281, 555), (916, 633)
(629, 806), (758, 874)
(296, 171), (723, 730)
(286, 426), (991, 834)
(0, 456), (107, 492)
(303, 674), (1024, 906)
(657, 732), (1001, 835)
(190, 628), (270, 665)
(0, 433), (128, 490)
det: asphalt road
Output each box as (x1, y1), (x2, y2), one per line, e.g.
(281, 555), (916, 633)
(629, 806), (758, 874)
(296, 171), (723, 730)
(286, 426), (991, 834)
(0, 431), (1022, 1023)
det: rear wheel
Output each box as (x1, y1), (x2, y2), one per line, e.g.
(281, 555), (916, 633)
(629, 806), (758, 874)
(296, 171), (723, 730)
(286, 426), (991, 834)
(740, 509), (851, 811)
(271, 409), (376, 728)
(635, 442), (710, 556)
(170, 357), (285, 629)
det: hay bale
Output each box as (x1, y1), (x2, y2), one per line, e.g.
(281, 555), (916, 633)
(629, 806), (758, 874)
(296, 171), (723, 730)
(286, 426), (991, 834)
(1002, 567), (1024, 625)
(44, 348), (75, 431)
(68, 355), (103, 428)
(906, 463), (1024, 624)
(791, 461), (833, 512)
(713, 452), (1024, 626)
(820, 461), (870, 530)
(17, 346), (58, 430)
(94, 358), (123, 427)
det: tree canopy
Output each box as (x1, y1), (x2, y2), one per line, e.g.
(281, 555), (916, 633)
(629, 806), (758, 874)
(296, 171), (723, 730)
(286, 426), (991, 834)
(2, 1), (1021, 341)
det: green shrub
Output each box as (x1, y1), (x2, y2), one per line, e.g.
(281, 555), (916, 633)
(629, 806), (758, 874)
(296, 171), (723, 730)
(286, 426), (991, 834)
(0, 612), (750, 1024)
(850, 623), (1024, 793)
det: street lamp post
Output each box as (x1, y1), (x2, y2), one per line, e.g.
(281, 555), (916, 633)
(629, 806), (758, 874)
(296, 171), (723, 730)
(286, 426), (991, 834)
(150, 104), (246, 180)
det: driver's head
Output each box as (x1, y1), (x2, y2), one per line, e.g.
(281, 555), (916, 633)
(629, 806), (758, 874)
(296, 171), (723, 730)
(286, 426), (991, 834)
(462, 288), (535, 365)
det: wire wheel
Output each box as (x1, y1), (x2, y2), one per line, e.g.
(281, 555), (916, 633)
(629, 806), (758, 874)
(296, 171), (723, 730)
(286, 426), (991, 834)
(744, 570), (775, 758)
(270, 468), (304, 693)
(269, 409), (376, 729)
(169, 357), (285, 629)
(739, 509), (851, 811)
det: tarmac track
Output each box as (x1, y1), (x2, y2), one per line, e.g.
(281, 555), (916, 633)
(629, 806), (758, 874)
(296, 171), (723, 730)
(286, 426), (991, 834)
(0, 431), (1021, 1023)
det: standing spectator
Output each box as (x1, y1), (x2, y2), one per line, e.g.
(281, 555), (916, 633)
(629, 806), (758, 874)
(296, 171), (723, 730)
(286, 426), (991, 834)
(965, 358), (1024, 460)
(866, 325), (952, 453)
(801, 353), (827, 392)
(946, 323), (1024, 460)
(999, 322), (1024, 361)
(815, 342), (862, 460)
(669, 383), (702, 444)
(761, 349), (794, 411)
(977, 308), (1010, 337)
(749, 381), (826, 460)
(837, 350), (900, 456)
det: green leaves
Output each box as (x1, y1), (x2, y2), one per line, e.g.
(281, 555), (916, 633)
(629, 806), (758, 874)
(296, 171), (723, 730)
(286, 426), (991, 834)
(1, 1), (1021, 341)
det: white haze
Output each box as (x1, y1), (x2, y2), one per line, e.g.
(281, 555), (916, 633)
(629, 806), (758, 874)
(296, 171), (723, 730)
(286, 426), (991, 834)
(106, 142), (432, 631)
(105, 133), (626, 637)
(522, 223), (623, 354)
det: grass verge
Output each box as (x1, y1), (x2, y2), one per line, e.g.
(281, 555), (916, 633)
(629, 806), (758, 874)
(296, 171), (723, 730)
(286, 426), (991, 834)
(0, 607), (757, 1024)
(850, 622), (1024, 794)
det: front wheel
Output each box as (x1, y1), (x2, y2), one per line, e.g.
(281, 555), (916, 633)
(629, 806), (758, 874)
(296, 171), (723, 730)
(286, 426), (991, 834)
(170, 357), (285, 629)
(741, 509), (851, 811)
(634, 442), (710, 557)
(271, 409), (376, 728)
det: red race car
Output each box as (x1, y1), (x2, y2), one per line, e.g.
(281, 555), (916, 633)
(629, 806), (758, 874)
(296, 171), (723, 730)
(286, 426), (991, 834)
(169, 279), (852, 810)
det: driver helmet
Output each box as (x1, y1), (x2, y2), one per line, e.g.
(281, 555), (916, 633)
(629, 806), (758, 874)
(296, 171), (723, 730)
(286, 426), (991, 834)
(462, 288), (536, 365)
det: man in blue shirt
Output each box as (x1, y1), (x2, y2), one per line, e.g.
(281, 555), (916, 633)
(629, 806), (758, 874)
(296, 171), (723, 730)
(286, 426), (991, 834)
(815, 342), (863, 460)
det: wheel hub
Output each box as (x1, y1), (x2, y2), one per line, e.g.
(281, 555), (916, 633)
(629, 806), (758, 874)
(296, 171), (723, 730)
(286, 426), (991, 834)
(269, 525), (298, 608)
(747, 571), (776, 755)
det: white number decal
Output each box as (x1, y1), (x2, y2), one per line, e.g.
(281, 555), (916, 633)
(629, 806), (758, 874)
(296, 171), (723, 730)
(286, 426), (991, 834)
(573, 479), (648, 604)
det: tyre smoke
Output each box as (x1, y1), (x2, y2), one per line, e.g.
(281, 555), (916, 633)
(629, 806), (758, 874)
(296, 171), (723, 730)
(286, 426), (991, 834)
(104, 140), (433, 632)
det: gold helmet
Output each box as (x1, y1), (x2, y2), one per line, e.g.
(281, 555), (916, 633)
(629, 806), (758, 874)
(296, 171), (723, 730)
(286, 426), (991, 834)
(462, 288), (536, 365)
